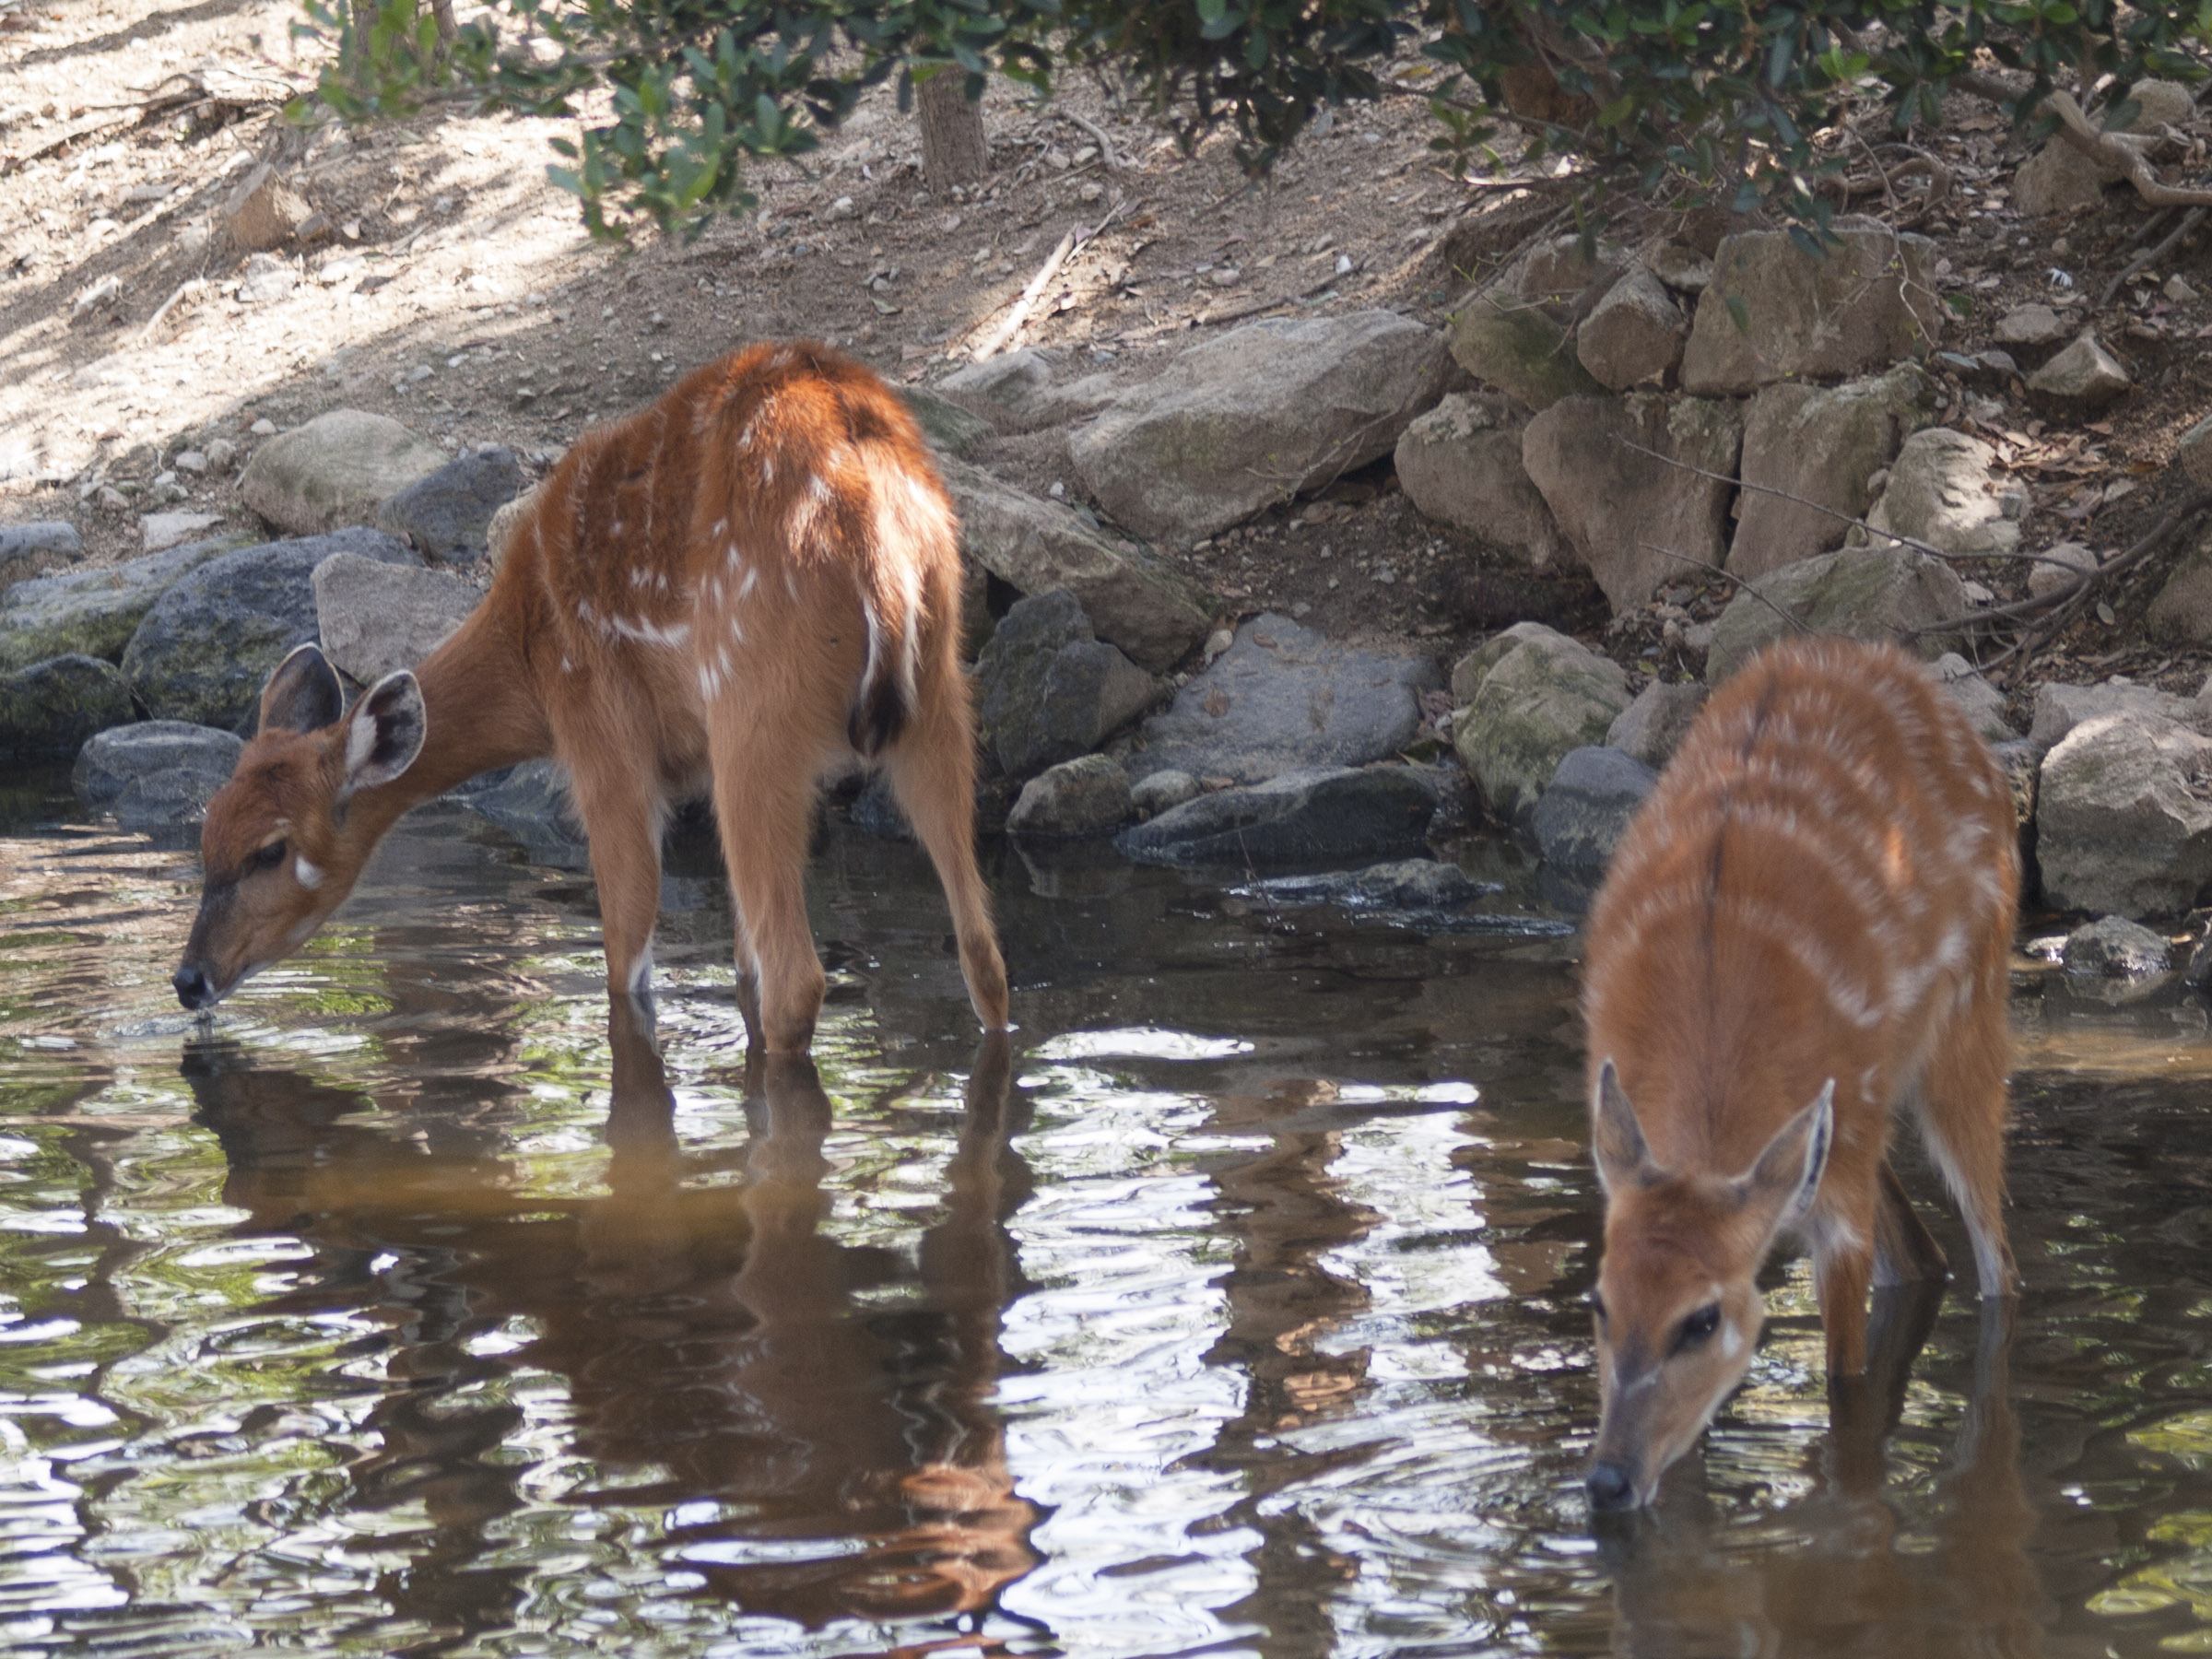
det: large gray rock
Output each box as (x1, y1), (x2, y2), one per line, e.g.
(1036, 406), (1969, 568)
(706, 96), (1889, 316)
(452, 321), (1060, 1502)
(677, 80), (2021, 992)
(313, 553), (482, 685)
(1606, 679), (1707, 767)
(1994, 303), (2069, 347)
(1131, 612), (1441, 785)
(1680, 220), (1943, 396)
(1532, 746), (1657, 870)
(2026, 332), (2131, 409)
(1521, 393), (1742, 612)
(1575, 265), (1688, 391)
(1448, 287), (1604, 412)
(1704, 547), (1969, 683)
(1392, 393), (1565, 567)
(0, 534), (252, 670)
(937, 347), (1119, 435)
(373, 446), (526, 566)
(1070, 311), (1453, 542)
(1006, 754), (1135, 837)
(972, 587), (1162, 778)
(1729, 364), (1937, 581)
(72, 721), (244, 830)
(2029, 678), (2204, 749)
(941, 458), (1211, 673)
(2037, 712), (2212, 918)
(2030, 539), (2099, 602)
(1114, 764), (1439, 869)
(238, 410), (446, 536)
(0, 655), (132, 759)
(1452, 623), (1630, 828)
(123, 530), (418, 731)
(1863, 428), (2021, 558)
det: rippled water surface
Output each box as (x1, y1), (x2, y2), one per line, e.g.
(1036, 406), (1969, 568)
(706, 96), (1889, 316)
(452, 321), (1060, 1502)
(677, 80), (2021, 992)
(3, 766), (2212, 1657)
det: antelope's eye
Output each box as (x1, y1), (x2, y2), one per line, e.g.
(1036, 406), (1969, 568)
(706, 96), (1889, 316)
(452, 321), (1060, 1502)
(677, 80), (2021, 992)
(251, 840), (288, 874)
(1587, 1292), (1607, 1324)
(1674, 1303), (1722, 1353)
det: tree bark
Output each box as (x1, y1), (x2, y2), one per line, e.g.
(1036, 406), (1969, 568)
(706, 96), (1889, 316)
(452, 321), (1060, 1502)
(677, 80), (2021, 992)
(918, 71), (989, 194)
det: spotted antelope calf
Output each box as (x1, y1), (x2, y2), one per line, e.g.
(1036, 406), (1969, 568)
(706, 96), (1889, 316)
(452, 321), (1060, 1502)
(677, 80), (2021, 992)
(1578, 636), (2019, 1511)
(175, 342), (1009, 1054)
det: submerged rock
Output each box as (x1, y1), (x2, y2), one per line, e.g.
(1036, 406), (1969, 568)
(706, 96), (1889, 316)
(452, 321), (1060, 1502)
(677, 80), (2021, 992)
(2063, 914), (2173, 980)
(1114, 764), (1438, 869)
(72, 720), (244, 830)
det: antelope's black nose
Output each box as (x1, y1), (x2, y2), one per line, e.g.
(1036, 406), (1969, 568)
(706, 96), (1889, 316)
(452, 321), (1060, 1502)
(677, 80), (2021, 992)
(1585, 1460), (1637, 1512)
(173, 963), (216, 1011)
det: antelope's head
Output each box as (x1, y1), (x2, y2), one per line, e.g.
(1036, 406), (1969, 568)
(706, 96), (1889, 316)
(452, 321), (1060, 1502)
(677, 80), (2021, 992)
(172, 645), (426, 1012)
(1583, 1059), (1833, 1512)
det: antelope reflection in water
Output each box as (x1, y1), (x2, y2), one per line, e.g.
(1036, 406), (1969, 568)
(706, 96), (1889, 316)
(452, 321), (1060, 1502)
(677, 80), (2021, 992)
(181, 1014), (1039, 1641)
(1598, 1285), (2049, 1658)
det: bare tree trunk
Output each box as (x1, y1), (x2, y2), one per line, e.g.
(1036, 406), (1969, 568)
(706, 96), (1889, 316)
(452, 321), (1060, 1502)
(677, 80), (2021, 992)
(918, 71), (989, 194)
(429, 0), (456, 43)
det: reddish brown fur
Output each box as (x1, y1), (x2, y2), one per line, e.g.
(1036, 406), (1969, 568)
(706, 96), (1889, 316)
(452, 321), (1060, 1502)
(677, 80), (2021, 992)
(1580, 636), (2018, 1509)
(181, 342), (1009, 1053)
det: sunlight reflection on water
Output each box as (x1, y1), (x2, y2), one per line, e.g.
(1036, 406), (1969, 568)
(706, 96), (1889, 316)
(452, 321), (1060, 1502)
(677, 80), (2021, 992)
(0, 777), (2209, 1655)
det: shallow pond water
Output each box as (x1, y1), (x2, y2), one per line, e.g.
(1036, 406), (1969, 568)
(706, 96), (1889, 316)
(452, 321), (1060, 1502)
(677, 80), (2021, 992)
(2, 767), (2211, 1657)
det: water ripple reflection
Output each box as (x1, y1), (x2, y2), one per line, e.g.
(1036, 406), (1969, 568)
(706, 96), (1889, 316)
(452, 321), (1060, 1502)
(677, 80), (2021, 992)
(0, 777), (2210, 1653)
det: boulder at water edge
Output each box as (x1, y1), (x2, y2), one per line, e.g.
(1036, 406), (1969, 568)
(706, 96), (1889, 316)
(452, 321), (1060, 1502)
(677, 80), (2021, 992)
(1531, 746), (1657, 872)
(1006, 755), (1135, 837)
(940, 458), (1211, 672)
(0, 655), (132, 759)
(0, 533), (253, 671)
(1132, 612), (1441, 785)
(973, 588), (1162, 779)
(1452, 623), (1630, 828)
(2036, 712), (2212, 918)
(1115, 765), (1438, 869)
(124, 530), (418, 731)
(72, 721), (245, 830)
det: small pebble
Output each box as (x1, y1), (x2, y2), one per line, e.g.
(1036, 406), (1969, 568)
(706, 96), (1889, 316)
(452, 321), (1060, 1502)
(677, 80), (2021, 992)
(249, 418), (276, 436)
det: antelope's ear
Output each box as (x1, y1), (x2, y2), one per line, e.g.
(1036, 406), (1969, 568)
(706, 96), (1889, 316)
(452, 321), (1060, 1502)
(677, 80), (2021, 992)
(259, 643), (345, 735)
(1592, 1059), (1660, 1194)
(338, 671), (427, 797)
(1735, 1079), (1835, 1233)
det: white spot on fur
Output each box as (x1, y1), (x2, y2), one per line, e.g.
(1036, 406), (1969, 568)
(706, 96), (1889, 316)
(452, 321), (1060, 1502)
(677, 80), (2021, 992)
(737, 566), (758, 602)
(293, 855), (324, 890)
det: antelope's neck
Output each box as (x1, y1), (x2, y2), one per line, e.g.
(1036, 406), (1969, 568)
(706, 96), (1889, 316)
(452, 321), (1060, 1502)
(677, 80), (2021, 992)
(356, 595), (554, 838)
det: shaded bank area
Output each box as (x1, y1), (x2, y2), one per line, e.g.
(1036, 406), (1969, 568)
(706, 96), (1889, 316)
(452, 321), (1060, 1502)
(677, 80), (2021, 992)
(0, 770), (2209, 1653)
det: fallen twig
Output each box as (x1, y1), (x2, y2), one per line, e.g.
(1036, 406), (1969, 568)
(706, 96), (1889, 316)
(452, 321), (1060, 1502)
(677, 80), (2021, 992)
(1058, 111), (1127, 171)
(1639, 543), (1813, 636)
(1954, 72), (2212, 210)
(2100, 206), (2208, 308)
(137, 277), (208, 344)
(969, 196), (1131, 360)
(1905, 486), (2212, 648)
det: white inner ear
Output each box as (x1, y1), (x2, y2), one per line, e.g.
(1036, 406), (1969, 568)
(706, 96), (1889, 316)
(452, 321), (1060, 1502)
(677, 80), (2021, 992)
(294, 855), (324, 891)
(345, 712), (378, 777)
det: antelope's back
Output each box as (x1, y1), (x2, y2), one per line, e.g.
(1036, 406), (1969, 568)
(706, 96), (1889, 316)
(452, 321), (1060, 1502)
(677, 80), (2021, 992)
(1582, 638), (2018, 1163)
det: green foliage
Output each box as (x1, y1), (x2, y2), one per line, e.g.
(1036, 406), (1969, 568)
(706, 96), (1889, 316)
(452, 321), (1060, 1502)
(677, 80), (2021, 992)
(296, 0), (2212, 241)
